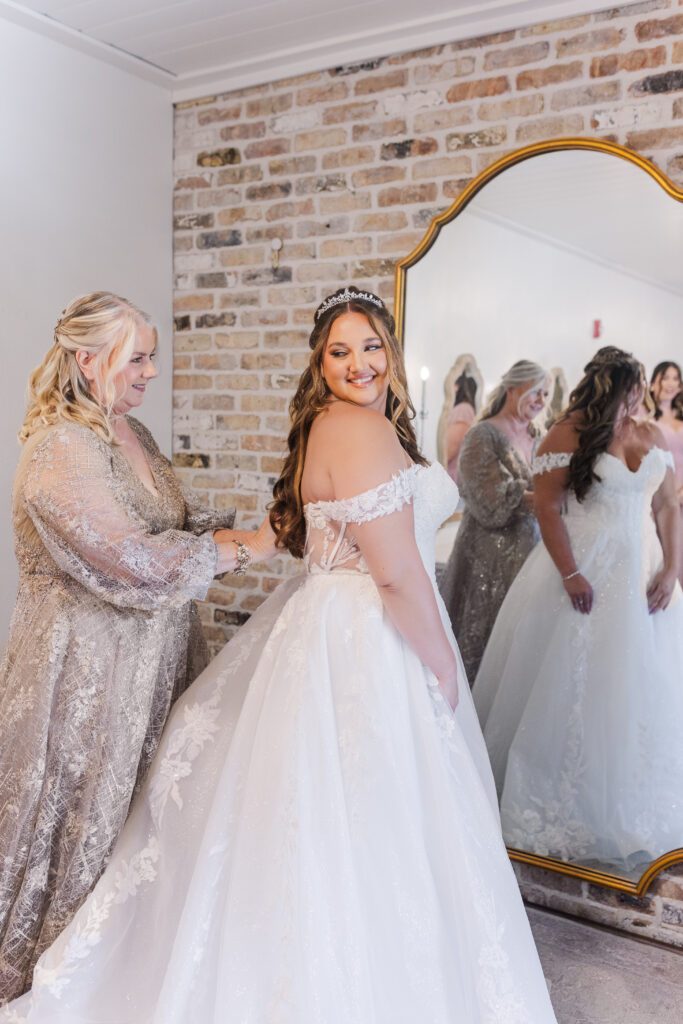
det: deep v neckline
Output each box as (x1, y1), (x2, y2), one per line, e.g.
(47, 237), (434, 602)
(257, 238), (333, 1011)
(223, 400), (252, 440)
(486, 421), (534, 470)
(602, 448), (659, 476)
(114, 422), (160, 499)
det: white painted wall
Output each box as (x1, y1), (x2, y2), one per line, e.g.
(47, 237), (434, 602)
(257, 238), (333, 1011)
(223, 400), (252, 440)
(0, 17), (173, 637)
(405, 213), (683, 464)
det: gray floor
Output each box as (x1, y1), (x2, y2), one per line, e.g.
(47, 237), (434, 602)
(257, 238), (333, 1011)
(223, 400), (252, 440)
(528, 906), (683, 1024)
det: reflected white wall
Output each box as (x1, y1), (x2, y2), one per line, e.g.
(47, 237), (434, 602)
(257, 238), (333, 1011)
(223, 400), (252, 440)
(405, 213), (683, 465)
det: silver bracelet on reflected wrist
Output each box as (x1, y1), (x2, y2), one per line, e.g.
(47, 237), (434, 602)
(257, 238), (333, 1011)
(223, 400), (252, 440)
(232, 539), (252, 576)
(562, 569), (580, 582)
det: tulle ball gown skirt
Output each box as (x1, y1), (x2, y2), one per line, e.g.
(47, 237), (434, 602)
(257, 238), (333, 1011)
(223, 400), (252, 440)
(474, 513), (683, 872)
(2, 572), (556, 1024)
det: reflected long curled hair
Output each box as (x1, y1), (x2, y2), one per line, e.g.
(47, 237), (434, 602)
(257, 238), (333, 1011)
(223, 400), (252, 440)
(562, 347), (643, 502)
(270, 286), (427, 558)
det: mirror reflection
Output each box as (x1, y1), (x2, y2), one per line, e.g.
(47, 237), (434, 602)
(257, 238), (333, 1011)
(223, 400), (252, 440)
(403, 144), (683, 883)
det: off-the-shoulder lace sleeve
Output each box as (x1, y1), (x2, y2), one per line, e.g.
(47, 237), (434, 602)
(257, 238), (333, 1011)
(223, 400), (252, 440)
(308, 464), (421, 525)
(23, 426), (219, 611)
(532, 451), (572, 475)
(661, 448), (675, 472)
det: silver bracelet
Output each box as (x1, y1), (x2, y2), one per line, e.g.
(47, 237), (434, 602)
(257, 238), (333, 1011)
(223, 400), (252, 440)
(562, 569), (580, 582)
(232, 539), (252, 576)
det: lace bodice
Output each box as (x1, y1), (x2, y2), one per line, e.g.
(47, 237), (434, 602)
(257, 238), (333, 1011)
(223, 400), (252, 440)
(534, 447), (674, 544)
(303, 462), (458, 578)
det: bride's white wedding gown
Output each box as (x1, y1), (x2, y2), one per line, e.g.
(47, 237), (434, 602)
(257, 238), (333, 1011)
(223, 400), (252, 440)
(2, 462), (556, 1023)
(474, 447), (683, 870)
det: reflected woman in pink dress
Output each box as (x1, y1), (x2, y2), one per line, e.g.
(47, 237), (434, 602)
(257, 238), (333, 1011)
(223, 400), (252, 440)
(445, 373), (476, 484)
(651, 361), (683, 585)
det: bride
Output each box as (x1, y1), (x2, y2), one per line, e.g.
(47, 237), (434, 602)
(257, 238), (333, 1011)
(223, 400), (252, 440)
(474, 347), (683, 871)
(1, 287), (556, 1023)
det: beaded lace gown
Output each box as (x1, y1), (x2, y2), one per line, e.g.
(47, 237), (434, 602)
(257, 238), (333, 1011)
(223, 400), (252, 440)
(1, 461), (556, 1024)
(474, 447), (683, 869)
(0, 418), (234, 1002)
(440, 422), (539, 682)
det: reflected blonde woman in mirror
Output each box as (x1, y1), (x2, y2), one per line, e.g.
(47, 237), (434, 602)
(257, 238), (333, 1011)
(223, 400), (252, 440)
(0, 292), (275, 1001)
(439, 360), (550, 682)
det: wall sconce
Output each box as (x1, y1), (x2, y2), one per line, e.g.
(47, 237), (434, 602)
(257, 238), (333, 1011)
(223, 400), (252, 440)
(270, 236), (283, 270)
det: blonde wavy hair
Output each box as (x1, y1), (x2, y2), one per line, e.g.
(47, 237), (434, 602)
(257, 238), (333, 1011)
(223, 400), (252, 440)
(479, 359), (549, 427)
(270, 287), (427, 559)
(19, 291), (154, 446)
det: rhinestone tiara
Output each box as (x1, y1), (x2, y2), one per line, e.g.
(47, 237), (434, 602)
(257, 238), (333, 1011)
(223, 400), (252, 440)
(315, 288), (383, 320)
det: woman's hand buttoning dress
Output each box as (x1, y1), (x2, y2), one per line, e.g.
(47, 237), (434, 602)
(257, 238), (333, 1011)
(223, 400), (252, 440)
(0, 292), (276, 1003)
(474, 346), (683, 871)
(0, 287), (557, 1023)
(440, 360), (550, 682)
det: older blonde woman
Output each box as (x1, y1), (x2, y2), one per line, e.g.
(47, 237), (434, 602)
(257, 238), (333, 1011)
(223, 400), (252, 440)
(0, 292), (274, 1001)
(439, 359), (550, 682)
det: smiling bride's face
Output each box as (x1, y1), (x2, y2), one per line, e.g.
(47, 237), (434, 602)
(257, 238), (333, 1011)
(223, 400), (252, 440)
(321, 311), (389, 412)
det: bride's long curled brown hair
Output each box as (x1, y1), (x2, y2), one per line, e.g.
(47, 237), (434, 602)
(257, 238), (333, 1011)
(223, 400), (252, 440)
(562, 346), (643, 501)
(270, 286), (427, 558)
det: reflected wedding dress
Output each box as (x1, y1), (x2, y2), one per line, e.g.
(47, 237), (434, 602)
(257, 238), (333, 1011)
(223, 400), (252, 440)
(474, 447), (683, 870)
(1, 462), (556, 1023)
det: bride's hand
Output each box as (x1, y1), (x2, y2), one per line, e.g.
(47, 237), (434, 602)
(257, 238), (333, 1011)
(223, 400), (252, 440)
(438, 671), (459, 711)
(563, 574), (594, 614)
(252, 515), (280, 560)
(647, 568), (677, 614)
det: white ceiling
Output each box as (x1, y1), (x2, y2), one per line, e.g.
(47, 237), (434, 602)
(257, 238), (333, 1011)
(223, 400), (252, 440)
(469, 150), (683, 296)
(3, 0), (645, 101)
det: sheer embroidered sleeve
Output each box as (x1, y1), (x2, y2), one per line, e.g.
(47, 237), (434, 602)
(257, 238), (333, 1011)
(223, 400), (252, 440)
(532, 451), (573, 476)
(458, 425), (527, 529)
(23, 425), (220, 610)
(128, 417), (236, 534)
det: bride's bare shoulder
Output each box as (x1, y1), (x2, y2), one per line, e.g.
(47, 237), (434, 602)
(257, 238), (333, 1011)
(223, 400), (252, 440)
(633, 417), (667, 451)
(537, 415), (579, 457)
(312, 402), (398, 448)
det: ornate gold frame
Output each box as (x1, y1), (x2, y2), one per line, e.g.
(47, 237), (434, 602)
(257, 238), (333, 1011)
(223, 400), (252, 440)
(394, 136), (683, 341)
(394, 136), (683, 894)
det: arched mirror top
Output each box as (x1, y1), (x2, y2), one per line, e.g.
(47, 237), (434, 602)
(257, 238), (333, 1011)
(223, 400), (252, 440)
(396, 136), (683, 339)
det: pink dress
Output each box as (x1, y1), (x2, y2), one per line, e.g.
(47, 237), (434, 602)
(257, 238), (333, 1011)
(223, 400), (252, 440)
(445, 402), (476, 483)
(659, 420), (683, 585)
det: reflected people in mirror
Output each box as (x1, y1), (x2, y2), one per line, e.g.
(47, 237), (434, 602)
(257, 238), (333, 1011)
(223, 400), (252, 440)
(650, 361), (683, 586)
(445, 372), (477, 485)
(439, 360), (550, 683)
(473, 347), (683, 874)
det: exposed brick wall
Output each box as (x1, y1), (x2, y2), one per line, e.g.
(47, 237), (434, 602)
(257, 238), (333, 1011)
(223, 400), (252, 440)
(173, 0), (683, 943)
(513, 859), (683, 948)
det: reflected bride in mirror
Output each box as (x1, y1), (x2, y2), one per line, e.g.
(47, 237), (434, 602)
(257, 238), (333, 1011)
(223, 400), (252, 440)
(473, 347), (683, 875)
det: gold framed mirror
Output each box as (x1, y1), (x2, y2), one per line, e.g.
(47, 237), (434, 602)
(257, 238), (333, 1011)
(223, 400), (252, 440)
(395, 136), (683, 895)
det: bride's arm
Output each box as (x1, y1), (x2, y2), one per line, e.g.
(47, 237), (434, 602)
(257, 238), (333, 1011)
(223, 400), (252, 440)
(534, 424), (594, 615)
(330, 411), (459, 707)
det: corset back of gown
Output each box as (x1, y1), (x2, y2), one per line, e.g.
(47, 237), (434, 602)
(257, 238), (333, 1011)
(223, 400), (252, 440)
(303, 462), (458, 580)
